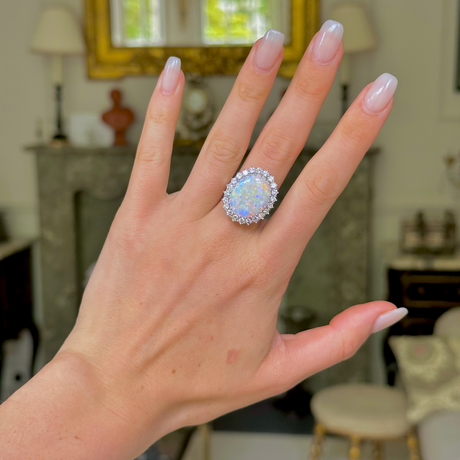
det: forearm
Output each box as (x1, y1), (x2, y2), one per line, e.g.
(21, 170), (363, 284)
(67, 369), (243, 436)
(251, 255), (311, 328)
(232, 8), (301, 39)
(0, 352), (163, 460)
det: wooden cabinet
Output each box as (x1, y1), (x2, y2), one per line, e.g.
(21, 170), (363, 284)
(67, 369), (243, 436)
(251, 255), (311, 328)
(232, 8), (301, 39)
(384, 265), (460, 384)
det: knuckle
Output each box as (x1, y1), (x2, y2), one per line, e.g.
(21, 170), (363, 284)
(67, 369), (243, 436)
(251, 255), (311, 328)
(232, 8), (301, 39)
(329, 322), (361, 363)
(340, 333), (360, 361)
(206, 134), (244, 166)
(259, 130), (293, 165)
(236, 80), (265, 105)
(294, 74), (324, 101)
(304, 167), (339, 206)
(108, 213), (146, 254)
(339, 116), (369, 145)
(147, 106), (171, 126)
(136, 144), (168, 166)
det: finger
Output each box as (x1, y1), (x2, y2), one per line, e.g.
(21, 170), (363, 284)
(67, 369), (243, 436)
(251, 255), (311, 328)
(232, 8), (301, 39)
(257, 302), (401, 394)
(263, 73), (398, 257)
(241, 20), (343, 186)
(179, 30), (284, 218)
(124, 57), (184, 216)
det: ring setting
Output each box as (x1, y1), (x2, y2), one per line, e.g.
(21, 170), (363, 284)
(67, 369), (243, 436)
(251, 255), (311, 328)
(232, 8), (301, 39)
(222, 167), (278, 224)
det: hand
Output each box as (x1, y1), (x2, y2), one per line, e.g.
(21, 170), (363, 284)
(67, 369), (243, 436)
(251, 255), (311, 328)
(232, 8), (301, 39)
(2, 22), (403, 460)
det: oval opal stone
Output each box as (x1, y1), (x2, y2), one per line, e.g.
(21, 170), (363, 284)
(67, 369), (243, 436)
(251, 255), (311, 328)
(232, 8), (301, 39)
(229, 173), (271, 218)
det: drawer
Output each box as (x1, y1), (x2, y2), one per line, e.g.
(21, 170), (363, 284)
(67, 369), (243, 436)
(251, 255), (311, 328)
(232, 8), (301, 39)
(400, 272), (460, 308)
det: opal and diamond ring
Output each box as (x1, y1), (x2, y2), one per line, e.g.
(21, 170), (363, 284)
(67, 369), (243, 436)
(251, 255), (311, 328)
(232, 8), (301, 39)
(222, 167), (278, 224)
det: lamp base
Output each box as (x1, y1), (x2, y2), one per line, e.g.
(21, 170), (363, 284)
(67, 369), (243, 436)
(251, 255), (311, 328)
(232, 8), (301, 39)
(341, 84), (349, 117)
(48, 136), (70, 148)
(52, 132), (68, 141)
(51, 84), (69, 146)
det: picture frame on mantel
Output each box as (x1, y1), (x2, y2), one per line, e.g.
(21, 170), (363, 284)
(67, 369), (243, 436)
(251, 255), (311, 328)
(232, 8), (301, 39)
(84, 0), (319, 79)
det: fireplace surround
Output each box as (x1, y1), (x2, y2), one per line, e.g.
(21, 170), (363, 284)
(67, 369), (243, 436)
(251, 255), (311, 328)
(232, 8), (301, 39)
(30, 144), (376, 387)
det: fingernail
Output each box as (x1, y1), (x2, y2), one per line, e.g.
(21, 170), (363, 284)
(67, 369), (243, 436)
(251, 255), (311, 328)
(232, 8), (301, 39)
(254, 29), (285, 71)
(161, 57), (181, 95)
(312, 20), (343, 64)
(363, 73), (398, 113)
(372, 308), (408, 333)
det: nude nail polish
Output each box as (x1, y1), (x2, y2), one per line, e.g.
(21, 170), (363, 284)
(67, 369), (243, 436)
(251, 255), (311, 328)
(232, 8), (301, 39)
(161, 57), (181, 95)
(312, 20), (343, 64)
(372, 308), (408, 333)
(254, 29), (285, 71)
(364, 73), (398, 113)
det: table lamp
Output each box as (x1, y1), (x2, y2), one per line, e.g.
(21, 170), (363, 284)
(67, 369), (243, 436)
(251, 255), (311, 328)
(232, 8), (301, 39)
(31, 7), (85, 144)
(330, 4), (376, 115)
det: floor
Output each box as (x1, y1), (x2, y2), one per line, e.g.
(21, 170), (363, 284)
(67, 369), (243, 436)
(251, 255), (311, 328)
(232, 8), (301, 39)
(183, 431), (410, 460)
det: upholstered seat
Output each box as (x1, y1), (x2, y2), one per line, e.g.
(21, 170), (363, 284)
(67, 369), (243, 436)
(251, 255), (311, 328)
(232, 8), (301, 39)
(309, 383), (420, 460)
(311, 383), (410, 439)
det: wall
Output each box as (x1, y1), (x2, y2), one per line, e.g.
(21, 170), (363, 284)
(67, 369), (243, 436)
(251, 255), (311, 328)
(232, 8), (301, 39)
(1, 0), (460, 380)
(0, 0), (47, 236)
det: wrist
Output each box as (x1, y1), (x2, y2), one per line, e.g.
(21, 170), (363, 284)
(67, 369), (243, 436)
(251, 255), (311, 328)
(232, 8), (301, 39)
(0, 350), (174, 460)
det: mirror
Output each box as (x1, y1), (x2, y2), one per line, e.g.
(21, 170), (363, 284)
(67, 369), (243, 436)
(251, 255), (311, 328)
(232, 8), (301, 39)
(110, 0), (291, 48)
(85, 0), (319, 78)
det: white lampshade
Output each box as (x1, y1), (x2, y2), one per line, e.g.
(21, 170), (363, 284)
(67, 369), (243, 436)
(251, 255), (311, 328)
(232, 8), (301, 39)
(330, 4), (376, 54)
(31, 7), (85, 55)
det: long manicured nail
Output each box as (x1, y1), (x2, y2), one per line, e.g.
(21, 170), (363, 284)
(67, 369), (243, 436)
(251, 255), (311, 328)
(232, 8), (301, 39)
(312, 20), (343, 64)
(161, 57), (181, 95)
(364, 73), (398, 113)
(372, 308), (408, 333)
(254, 29), (285, 71)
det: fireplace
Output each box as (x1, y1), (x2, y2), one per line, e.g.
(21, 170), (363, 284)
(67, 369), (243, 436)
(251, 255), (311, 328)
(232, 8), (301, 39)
(30, 144), (376, 388)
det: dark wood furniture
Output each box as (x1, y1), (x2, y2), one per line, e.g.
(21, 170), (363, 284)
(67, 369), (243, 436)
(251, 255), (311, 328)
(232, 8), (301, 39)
(0, 240), (40, 392)
(384, 256), (460, 385)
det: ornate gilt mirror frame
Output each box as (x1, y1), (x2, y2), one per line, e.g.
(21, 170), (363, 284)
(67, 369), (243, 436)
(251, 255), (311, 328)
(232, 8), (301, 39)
(85, 0), (319, 79)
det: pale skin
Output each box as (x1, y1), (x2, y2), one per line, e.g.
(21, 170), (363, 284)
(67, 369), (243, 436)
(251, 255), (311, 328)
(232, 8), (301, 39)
(1, 24), (398, 460)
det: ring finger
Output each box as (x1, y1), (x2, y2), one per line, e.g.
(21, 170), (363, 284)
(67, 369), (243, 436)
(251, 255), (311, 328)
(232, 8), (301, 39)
(240, 20), (344, 187)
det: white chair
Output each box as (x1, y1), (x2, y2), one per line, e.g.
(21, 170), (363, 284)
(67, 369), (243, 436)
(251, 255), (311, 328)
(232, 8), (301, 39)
(417, 307), (460, 460)
(433, 306), (460, 338)
(309, 383), (419, 460)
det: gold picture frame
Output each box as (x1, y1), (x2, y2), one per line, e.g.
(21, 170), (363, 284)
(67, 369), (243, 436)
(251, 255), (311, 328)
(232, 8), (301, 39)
(85, 0), (319, 79)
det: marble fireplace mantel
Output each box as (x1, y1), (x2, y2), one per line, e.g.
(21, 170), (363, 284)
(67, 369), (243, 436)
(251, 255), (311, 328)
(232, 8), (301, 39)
(29, 144), (377, 387)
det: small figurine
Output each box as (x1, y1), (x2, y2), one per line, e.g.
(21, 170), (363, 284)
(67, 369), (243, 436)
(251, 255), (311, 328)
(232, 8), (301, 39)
(102, 89), (134, 146)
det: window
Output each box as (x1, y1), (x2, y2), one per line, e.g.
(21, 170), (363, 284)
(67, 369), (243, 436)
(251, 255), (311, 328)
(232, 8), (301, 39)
(111, 0), (165, 47)
(202, 0), (289, 45)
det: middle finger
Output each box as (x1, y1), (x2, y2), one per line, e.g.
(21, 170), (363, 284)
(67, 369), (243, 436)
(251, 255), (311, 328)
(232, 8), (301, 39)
(240, 20), (344, 186)
(179, 30), (285, 218)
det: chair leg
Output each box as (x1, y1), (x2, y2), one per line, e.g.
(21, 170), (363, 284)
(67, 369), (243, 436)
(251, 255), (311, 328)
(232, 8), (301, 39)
(309, 423), (325, 460)
(373, 441), (383, 460)
(406, 429), (421, 460)
(198, 423), (211, 460)
(349, 436), (361, 460)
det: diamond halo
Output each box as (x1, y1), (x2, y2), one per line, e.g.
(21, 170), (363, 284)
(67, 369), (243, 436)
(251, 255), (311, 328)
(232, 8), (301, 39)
(222, 167), (278, 225)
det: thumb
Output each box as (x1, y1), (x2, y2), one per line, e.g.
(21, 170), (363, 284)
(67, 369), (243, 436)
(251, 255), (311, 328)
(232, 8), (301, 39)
(259, 302), (406, 394)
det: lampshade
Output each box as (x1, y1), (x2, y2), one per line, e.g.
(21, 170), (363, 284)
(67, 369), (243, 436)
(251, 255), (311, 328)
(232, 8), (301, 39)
(31, 7), (85, 55)
(330, 4), (376, 54)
